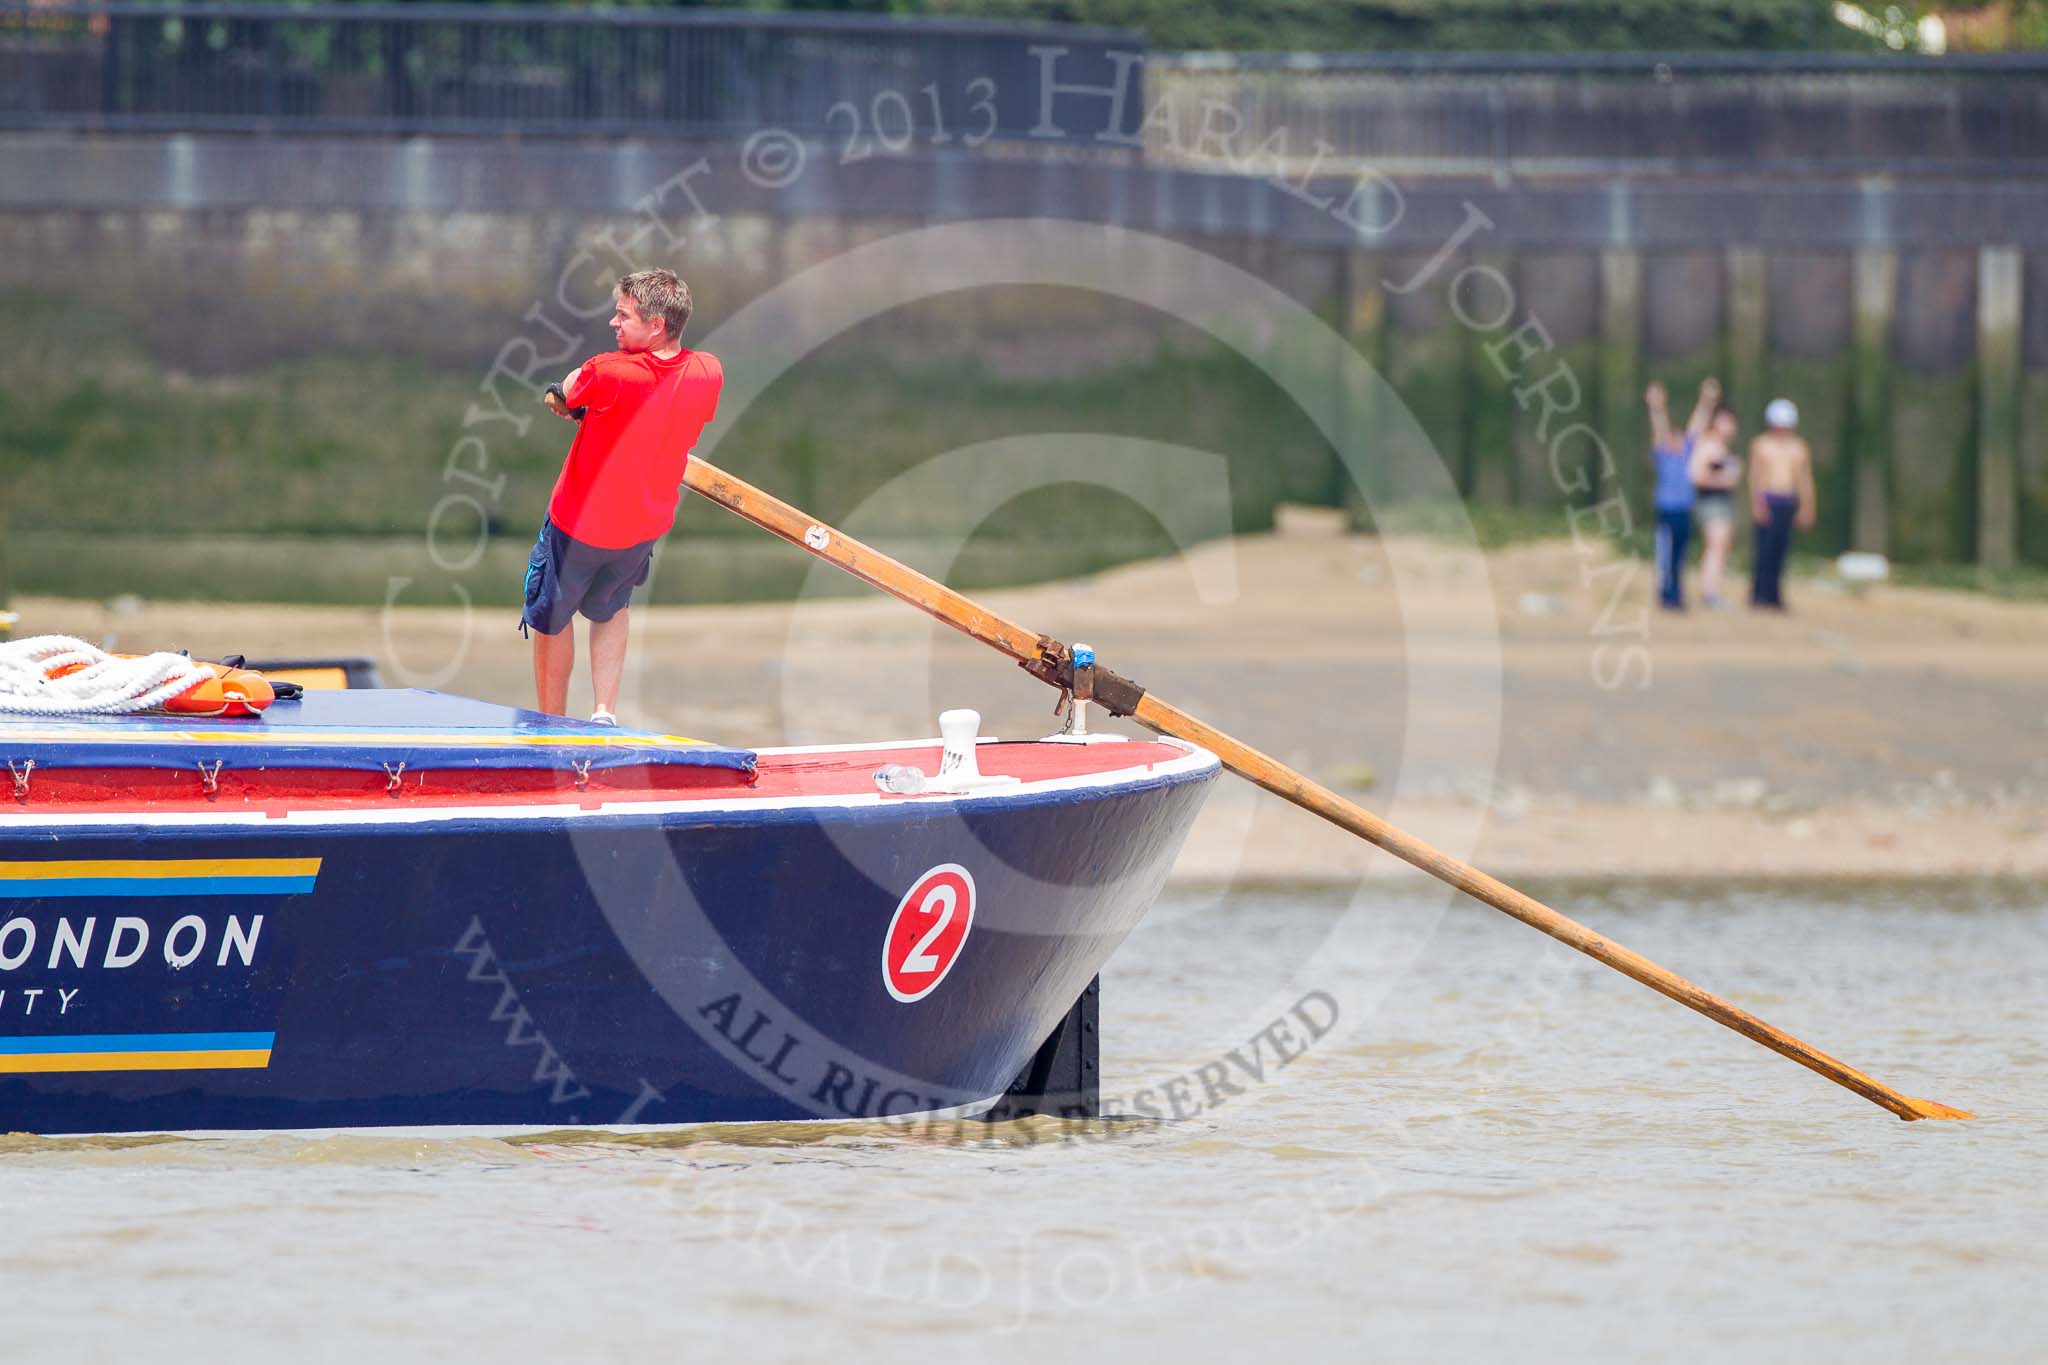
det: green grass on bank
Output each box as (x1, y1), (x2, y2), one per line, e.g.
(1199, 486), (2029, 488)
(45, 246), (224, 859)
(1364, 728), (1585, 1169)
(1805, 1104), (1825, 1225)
(7, 284), (2042, 608)
(0, 289), (561, 539)
(1, 286), (1338, 543)
(0, 285), (1354, 602)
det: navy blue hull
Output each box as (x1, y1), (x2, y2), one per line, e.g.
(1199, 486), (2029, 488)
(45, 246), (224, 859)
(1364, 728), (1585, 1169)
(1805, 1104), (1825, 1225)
(0, 764), (1213, 1134)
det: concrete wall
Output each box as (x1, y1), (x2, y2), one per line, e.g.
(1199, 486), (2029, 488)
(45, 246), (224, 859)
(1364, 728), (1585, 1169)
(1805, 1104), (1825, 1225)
(4, 132), (2046, 587)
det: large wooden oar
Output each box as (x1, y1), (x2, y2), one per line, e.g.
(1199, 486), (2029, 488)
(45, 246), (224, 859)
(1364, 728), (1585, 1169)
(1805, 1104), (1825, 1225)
(681, 458), (1973, 1122)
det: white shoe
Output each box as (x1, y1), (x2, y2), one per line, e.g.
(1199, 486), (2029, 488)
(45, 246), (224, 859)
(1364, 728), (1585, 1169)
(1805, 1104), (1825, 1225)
(589, 707), (618, 727)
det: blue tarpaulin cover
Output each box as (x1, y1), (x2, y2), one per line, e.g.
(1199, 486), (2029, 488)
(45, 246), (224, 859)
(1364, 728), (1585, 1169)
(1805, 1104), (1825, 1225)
(0, 689), (756, 774)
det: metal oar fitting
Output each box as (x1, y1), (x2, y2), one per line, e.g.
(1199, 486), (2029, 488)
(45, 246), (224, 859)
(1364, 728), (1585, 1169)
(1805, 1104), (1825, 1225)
(1019, 637), (1147, 718)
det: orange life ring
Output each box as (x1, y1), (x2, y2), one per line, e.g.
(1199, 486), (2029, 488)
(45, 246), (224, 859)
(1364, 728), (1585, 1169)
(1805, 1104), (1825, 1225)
(160, 661), (276, 717)
(46, 654), (276, 717)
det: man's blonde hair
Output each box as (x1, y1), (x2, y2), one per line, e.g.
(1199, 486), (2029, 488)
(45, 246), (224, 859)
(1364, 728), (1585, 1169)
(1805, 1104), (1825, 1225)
(617, 268), (692, 341)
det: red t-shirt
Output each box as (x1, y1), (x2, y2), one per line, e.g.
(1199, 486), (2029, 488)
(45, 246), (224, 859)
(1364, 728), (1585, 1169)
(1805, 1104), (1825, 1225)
(548, 348), (723, 549)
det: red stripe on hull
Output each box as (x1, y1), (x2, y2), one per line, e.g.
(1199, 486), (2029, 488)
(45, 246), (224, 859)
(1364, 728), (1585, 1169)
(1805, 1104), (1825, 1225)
(3, 740), (1187, 811)
(749, 741), (1187, 797)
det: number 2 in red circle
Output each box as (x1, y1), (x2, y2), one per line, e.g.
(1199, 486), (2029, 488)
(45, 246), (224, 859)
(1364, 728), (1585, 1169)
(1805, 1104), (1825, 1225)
(883, 863), (976, 1003)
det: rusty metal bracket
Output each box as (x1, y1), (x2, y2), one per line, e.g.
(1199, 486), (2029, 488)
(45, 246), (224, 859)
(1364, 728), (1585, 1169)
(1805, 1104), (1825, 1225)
(197, 759), (224, 796)
(8, 758), (33, 799)
(1017, 636), (1147, 718)
(383, 761), (406, 794)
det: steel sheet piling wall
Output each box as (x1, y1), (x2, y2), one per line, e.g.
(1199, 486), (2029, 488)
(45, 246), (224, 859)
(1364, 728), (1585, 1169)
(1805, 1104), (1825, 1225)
(4, 23), (2047, 573)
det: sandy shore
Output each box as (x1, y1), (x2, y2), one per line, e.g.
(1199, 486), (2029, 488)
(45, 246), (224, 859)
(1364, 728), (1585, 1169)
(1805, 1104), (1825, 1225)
(19, 517), (2048, 881)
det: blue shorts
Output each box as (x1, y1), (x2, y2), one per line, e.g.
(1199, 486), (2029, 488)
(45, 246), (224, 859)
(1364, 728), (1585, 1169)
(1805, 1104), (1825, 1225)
(520, 519), (656, 636)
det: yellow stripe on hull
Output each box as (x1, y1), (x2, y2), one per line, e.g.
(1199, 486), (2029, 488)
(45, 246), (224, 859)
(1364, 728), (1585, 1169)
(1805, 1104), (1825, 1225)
(0, 857), (322, 881)
(0, 1049), (273, 1074)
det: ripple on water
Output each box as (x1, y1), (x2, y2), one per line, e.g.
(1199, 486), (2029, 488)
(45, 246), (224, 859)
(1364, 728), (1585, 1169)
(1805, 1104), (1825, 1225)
(506, 1112), (1165, 1156)
(0, 1131), (533, 1168)
(0, 882), (2041, 1362)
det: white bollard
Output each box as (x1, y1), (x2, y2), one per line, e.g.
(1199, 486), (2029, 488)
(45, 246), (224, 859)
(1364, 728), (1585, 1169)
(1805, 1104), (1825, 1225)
(932, 709), (1017, 791)
(938, 709), (984, 782)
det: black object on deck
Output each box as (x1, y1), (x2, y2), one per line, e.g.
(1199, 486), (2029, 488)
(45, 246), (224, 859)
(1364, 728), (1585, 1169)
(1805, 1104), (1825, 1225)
(246, 657), (383, 690)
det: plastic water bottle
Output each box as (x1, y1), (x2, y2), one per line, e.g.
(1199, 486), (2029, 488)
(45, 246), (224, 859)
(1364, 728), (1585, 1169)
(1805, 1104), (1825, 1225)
(873, 764), (929, 795)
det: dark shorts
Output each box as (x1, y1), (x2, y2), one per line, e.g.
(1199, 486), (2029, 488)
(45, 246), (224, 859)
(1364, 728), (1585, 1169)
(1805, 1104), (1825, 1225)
(520, 518), (656, 636)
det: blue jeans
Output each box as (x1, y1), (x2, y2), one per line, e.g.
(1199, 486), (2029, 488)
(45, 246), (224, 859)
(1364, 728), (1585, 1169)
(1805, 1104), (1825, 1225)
(1751, 493), (1798, 608)
(1654, 506), (1693, 609)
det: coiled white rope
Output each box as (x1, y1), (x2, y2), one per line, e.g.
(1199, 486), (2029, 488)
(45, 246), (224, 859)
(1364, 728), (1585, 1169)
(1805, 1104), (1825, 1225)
(0, 635), (215, 716)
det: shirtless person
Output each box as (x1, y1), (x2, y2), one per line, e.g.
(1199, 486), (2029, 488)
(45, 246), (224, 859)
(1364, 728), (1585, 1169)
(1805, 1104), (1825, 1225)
(1747, 398), (1816, 610)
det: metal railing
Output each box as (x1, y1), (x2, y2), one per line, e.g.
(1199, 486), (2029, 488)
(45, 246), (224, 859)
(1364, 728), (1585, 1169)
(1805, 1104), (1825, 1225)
(7, 6), (2045, 173)
(0, 2), (1146, 141)
(1147, 50), (2048, 175)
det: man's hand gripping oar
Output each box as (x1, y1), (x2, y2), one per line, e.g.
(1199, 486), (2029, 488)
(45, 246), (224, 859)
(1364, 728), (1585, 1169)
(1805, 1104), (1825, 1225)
(681, 457), (1974, 1123)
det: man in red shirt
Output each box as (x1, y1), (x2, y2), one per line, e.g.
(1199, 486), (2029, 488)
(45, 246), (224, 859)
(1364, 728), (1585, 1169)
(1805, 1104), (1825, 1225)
(525, 268), (723, 722)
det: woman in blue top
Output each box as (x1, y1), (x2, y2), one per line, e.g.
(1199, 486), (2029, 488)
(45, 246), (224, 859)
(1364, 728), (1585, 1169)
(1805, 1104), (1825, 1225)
(1644, 377), (1720, 610)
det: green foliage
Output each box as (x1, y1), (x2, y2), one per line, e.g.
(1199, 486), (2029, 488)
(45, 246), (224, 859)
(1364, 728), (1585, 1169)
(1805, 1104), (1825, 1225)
(772, 0), (1858, 51)
(291, 0), (1886, 52)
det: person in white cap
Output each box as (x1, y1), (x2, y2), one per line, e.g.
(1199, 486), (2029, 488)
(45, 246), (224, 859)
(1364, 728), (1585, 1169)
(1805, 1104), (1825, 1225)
(1747, 398), (1816, 609)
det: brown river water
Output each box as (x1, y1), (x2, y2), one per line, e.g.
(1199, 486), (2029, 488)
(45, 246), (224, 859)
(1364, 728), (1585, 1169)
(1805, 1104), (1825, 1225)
(3, 878), (2041, 1363)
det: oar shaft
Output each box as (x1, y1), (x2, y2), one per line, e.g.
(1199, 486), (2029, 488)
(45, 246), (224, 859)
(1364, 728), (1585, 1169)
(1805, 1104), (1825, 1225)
(1131, 695), (1960, 1121)
(682, 457), (1970, 1122)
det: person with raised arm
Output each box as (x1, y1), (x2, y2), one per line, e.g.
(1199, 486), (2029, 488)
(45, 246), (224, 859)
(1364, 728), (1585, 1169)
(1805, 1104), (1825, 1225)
(1644, 376), (1719, 611)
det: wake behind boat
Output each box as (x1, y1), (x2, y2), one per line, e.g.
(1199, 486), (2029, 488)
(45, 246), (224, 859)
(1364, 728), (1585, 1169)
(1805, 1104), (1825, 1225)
(0, 681), (1217, 1137)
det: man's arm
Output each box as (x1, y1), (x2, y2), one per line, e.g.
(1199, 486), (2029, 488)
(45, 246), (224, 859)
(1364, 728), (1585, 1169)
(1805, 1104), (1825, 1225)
(1686, 377), (1721, 437)
(553, 360), (617, 419)
(1645, 381), (1674, 451)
